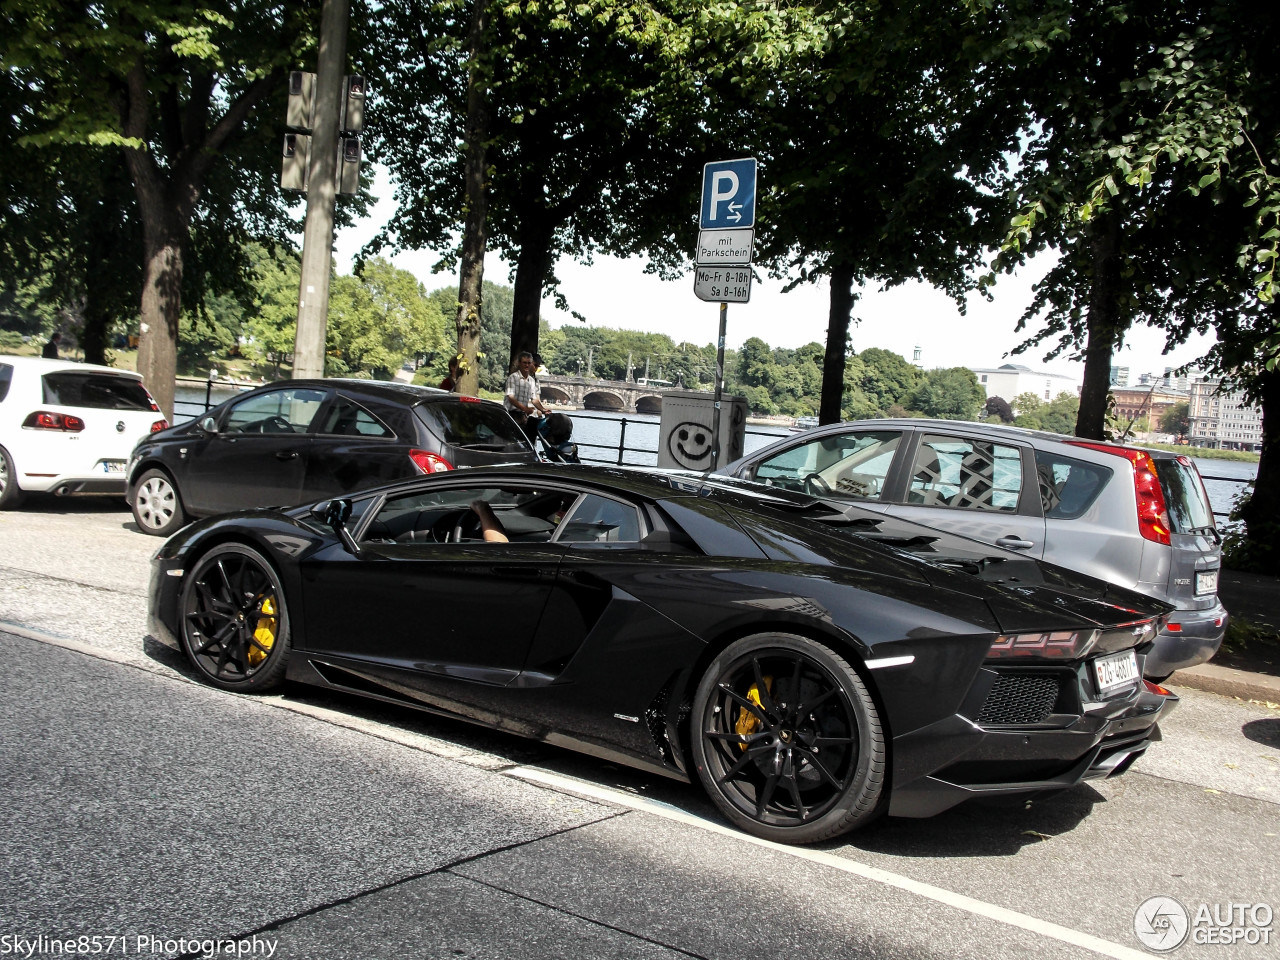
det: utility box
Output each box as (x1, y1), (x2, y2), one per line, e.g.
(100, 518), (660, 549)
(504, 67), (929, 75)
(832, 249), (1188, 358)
(341, 74), (365, 133)
(657, 391), (748, 471)
(286, 71), (316, 130)
(280, 133), (310, 191)
(338, 137), (361, 195)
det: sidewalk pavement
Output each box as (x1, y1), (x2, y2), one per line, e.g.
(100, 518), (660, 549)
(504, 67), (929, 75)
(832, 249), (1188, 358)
(1167, 567), (1280, 705)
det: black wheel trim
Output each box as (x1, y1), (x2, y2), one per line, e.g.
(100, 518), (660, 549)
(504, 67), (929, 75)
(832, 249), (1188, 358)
(182, 552), (281, 682)
(700, 650), (859, 828)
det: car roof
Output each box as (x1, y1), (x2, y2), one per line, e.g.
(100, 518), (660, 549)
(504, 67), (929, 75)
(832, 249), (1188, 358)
(259, 377), (495, 406)
(764, 417), (1187, 460)
(0, 355), (144, 379)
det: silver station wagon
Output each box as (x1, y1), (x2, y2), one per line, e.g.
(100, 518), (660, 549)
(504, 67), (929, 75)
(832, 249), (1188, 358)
(720, 418), (1226, 680)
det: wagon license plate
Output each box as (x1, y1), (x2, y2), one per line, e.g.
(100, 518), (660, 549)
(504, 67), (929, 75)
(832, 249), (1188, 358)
(100, 460), (126, 474)
(1093, 649), (1140, 695)
(1196, 570), (1218, 595)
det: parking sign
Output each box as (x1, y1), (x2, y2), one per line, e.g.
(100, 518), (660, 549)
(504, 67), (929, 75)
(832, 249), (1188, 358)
(700, 158), (757, 229)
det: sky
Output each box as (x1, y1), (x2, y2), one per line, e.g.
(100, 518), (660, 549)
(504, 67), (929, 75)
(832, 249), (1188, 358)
(331, 167), (1217, 385)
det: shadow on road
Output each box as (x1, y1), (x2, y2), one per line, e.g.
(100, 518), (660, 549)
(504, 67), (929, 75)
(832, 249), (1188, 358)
(1242, 717), (1280, 748)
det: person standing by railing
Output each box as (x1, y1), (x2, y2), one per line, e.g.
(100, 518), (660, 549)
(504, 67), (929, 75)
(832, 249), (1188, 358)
(505, 351), (550, 444)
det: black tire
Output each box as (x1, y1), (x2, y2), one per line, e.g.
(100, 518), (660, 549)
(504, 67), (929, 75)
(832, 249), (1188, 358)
(180, 543), (291, 692)
(132, 467), (186, 536)
(0, 445), (24, 510)
(690, 633), (885, 844)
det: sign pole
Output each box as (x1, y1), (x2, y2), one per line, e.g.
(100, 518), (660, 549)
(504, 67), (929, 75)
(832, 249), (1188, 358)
(711, 301), (727, 468)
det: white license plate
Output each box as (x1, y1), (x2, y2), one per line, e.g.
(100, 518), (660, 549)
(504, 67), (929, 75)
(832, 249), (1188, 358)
(1094, 649), (1140, 695)
(100, 460), (126, 474)
(1196, 570), (1218, 595)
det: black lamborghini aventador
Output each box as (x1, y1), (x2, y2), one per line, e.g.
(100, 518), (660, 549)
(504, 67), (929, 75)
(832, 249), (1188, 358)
(147, 464), (1177, 844)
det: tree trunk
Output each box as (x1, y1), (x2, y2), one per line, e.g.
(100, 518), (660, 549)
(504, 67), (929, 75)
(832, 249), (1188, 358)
(1076, 211), (1125, 440)
(134, 219), (185, 419)
(454, 0), (490, 397)
(1239, 365), (1280, 571)
(819, 263), (857, 425)
(509, 233), (554, 371)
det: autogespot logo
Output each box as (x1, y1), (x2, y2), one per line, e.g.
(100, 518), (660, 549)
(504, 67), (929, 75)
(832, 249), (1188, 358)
(1134, 896), (1191, 952)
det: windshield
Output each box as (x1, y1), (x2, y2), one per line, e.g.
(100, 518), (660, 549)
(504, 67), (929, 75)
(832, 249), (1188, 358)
(1154, 458), (1215, 533)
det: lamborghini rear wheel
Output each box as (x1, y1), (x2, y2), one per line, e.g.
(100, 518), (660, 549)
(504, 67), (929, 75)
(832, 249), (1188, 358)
(691, 633), (885, 844)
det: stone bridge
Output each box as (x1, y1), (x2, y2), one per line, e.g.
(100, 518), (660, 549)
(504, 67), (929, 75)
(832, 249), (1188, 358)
(538, 375), (677, 414)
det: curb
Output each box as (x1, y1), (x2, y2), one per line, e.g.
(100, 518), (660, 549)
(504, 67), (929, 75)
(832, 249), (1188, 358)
(1166, 662), (1280, 705)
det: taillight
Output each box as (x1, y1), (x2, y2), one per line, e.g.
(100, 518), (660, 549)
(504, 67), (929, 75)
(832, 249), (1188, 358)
(23, 411), (85, 432)
(1066, 441), (1171, 545)
(987, 629), (1099, 660)
(409, 449), (453, 473)
(1144, 679), (1173, 696)
(142, 389), (161, 412)
(459, 395), (481, 403)
(150, 419), (169, 433)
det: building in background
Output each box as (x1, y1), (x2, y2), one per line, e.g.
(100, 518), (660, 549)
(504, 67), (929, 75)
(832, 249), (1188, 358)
(1111, 385), (1187, 437)
(1110, 365), (1130, 387)
(1188, 379), (1263, 450)
(971, 363), (1083, 406)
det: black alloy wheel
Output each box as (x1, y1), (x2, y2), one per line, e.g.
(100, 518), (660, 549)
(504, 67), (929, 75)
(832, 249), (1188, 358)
(180, 543), (291, 692)
(691, 633), (885, 844)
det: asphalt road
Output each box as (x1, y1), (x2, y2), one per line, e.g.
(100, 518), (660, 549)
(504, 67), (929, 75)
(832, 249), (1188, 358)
(1, 497), (1277, 960)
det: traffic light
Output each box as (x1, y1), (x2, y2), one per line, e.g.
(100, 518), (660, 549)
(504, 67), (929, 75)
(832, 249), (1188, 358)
(338, 137), (361, 195)
(341, 74), (365, 134)
(281, 134), (310, 191)
(286, 71), (316, 131)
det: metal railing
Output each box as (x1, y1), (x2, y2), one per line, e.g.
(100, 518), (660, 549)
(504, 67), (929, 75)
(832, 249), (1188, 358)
(565, 410), (784, 466)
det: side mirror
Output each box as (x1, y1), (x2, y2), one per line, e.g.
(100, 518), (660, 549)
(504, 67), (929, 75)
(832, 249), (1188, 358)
(197, 415), (219, 434)
(311, 498), (361, 556)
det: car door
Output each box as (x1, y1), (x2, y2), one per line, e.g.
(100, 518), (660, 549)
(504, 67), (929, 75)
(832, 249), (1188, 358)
(882, 430), (1047, 557)
(301, 482), (567, 688)
(183, 386), (327, 514)
(301, 392), (415, 501)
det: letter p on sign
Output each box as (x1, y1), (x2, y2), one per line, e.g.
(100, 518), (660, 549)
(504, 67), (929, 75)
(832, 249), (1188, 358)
(700, 158), (757, 229)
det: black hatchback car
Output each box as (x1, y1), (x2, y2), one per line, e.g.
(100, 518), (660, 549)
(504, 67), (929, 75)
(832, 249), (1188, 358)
(126, 379), (536, 536)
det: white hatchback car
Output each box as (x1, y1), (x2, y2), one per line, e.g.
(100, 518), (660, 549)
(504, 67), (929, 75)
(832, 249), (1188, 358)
(0, 356), (168, 508)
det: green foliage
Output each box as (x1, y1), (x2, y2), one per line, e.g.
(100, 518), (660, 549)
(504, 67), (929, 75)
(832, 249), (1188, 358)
(326, 258), (448, 379)
(1013, 391), (1080, 434)
(907, 368), (986, 421)
(1159, 401), (1190, 436)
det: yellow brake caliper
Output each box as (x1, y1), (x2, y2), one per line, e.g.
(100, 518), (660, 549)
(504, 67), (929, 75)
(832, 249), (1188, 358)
(734, 676), (772, 750)
(248, 595), (277, 666)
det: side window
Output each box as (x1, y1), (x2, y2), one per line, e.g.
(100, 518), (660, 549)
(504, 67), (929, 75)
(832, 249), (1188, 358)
(556, 494), (641, 542)
(752, 431), (901, 500)
(1034, 450), (1112, 519)
(0, 364), (12, 403)
(223, 388), (327, 435)
(909, 436), (1023, 512)
(317, 396), (393, 438)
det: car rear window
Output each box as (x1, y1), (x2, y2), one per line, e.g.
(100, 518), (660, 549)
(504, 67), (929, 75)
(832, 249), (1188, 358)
(417, 400), (531, 452)
(1154, 458), (1215, 533)
(1034, 450), (1111, 519)
(41, 371), (154, 410)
